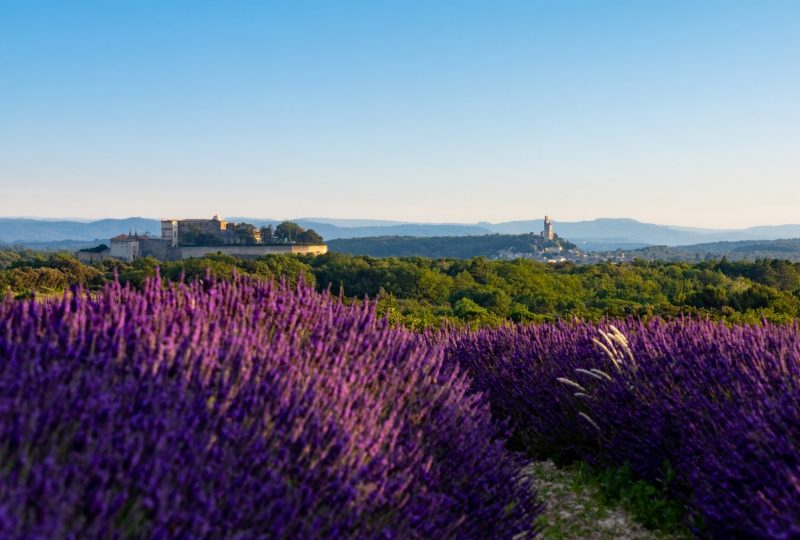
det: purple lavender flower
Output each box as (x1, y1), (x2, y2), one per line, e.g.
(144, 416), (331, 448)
(0, 274), (540, 539)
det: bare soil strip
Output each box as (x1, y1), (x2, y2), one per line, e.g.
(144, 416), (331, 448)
(525, 461), (682, 540)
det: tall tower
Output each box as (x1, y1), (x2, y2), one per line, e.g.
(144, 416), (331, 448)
(542, 216), (554, 240)
(161, 220), (179, 247)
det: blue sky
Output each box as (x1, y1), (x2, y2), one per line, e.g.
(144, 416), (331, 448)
(1, 1), (798, 227)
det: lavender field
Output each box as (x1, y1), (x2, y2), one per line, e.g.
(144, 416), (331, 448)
(1, 274), (799, 538)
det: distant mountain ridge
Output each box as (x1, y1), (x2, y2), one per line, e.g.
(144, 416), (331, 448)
(2, 217), (800, 249)
(0, 218), (161, 244)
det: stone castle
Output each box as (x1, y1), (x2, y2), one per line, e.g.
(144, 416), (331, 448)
(78, 216), (327, 263)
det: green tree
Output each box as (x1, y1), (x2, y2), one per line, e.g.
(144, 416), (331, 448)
(453, 297), (489, 319)
(274, 221), (305, 243)
(298, 229), (324, 245)
(234, 223), (259, 245)
(260, 225), (275, 244)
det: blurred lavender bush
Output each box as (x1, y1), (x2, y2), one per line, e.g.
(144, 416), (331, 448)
(446, 319), (800, 538)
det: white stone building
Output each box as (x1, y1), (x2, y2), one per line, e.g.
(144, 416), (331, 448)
(110, 234), (141, 262)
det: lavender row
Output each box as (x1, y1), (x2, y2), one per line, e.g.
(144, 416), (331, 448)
(444, 319), (800, 538)
(0, 275), (539, 539)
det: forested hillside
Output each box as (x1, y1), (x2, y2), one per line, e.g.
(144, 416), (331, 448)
(328, 233), (576, 258)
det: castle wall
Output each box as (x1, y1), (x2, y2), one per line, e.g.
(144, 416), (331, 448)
(140, 238), (170, 260)
(168, 244), (327, 260)
(287, 245), (329, 255)
(177, 218), (227, 244)
(77, 250), (111, 264)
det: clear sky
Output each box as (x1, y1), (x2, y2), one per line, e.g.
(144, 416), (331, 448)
(1, 1), (798, 228)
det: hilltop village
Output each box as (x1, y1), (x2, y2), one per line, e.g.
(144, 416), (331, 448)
(78, 216), (327, 263)
(492, 215), (576, 263)
(490, 216), (627, 264)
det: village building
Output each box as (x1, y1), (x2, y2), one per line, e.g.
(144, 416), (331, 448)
(109, 234), (142, 262)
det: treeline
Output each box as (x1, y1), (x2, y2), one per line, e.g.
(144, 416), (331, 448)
(327, 233), (575, 259)
(2, 249), (800, 327)
(180, 220), (324, 246)
(263, 221), (324, 245)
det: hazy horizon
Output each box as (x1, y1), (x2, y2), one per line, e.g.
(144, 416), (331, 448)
(2, 1), (799, 229)
(3, 213), (800, 232)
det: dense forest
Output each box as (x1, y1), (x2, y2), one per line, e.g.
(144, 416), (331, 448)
(2, 248), (800, 327)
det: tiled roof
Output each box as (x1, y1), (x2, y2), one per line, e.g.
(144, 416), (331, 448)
(111, 234), (147, 242)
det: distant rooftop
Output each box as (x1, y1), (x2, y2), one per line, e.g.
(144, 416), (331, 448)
(111, 233), (149, 242)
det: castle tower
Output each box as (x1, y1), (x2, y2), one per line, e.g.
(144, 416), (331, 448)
(542, 215), (554, 240)
(161, 219), (179, 247)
